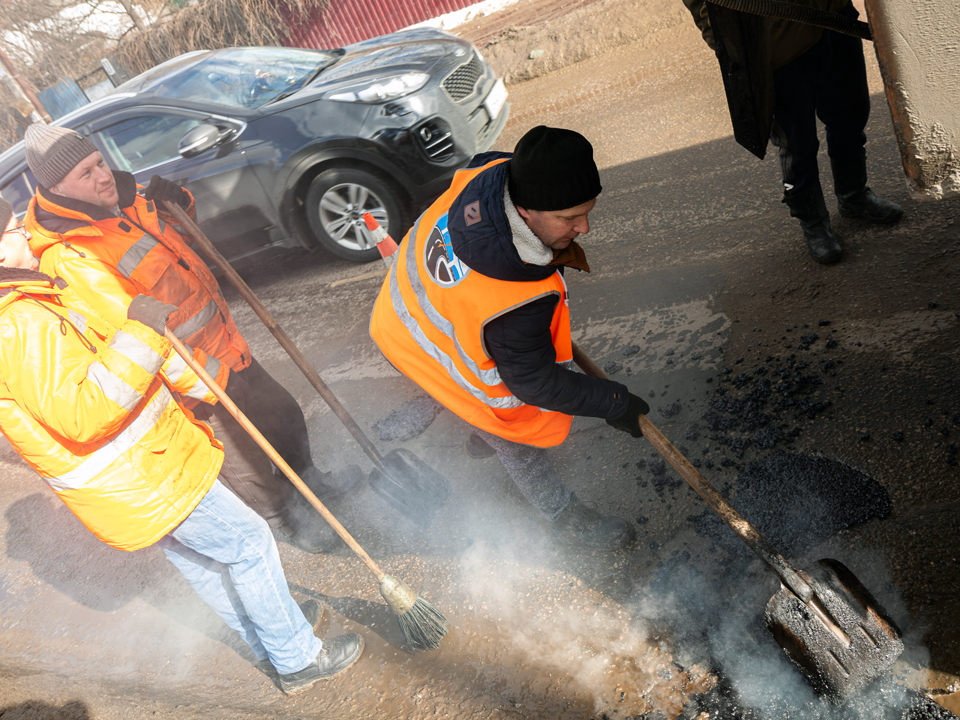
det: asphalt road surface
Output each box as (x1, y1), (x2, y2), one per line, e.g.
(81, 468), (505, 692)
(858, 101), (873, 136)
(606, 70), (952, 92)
(2, 5), (959, 719)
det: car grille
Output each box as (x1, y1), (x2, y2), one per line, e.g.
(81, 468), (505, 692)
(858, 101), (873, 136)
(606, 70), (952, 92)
(416, 119), (454, 161)
(442, 53), (483, 102)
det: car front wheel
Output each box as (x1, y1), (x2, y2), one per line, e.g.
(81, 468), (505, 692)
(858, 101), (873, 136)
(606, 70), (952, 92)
(305, 168), (405, 263)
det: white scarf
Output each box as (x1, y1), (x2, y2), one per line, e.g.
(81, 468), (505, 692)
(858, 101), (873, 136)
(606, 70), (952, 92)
(503, 183), (553, 266)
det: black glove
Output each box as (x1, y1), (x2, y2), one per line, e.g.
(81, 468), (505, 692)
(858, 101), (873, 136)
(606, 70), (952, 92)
(127, 294), (178, 336)
(144, 175), (189, 208)
(605, 393), (651, 438)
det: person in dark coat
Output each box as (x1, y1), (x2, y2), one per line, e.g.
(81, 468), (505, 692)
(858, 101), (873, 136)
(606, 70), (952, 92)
(682, 0), (904, 263)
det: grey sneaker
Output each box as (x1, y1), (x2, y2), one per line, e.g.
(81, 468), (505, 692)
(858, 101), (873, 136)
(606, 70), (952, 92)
(277, 633), (364, 694)
(464, 432), (495, 459)
(554, 493), (636, 551)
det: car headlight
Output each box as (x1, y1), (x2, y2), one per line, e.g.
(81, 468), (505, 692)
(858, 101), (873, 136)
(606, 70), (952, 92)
(326, 73), (430, 103)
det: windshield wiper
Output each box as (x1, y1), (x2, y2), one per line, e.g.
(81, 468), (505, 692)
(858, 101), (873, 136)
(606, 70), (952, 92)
(265, 56), (341, 105)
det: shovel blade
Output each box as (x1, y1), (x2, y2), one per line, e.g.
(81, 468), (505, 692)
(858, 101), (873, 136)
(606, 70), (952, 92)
(368, 448), (451, 527)
(765, 558), (903, 704)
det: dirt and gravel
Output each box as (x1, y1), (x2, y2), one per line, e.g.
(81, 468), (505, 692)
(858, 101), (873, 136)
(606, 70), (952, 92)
(3, 0), (960, 718)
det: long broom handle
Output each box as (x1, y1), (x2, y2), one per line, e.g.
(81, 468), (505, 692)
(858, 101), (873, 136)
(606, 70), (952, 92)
(165, 328), (385, 580)
(571, 342), (814, 603)
(161, 200), (389, 475)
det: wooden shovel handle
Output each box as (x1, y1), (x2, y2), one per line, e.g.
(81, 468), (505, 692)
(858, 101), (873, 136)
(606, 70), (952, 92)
(161, 200), (388, 475)
(571, 342), (813, 603)
(165, 328), (385, 581)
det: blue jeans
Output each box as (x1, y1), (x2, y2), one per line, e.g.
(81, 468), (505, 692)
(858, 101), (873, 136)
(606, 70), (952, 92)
(157, 479), (323, 674)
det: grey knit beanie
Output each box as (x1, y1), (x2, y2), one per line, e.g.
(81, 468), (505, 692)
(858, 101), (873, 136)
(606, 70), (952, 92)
(0, 199), (12, 235)
(24, 124), (99, 189)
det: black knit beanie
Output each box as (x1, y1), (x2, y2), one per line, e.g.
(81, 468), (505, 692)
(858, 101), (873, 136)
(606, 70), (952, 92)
(508, 126), (602, 211)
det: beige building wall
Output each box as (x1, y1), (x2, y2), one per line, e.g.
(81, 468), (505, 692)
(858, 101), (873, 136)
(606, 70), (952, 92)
(866, 0), (960, 201)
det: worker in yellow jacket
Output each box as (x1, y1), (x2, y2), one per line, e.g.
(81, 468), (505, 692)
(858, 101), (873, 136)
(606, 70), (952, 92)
(22, 124), (361, 554)
(0, 199), (363, 694)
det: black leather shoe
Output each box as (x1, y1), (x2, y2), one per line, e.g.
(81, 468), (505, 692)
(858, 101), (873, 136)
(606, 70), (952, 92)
(831, 154), (904, 225)
(299, 598), (327, 632)
(783, 180), (843, 264)
(799, 218), (843, 264)
(554, 493), (636, 551)
(837, 187), (904, 224)
(278, 497), (339, 554)
(277, 633), (364, 694)
(299, 464), (363, 502)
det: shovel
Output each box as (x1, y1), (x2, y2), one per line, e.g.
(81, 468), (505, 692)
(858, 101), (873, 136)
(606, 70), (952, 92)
(572, 342), (903, 703)
(162, 200), (450, 527)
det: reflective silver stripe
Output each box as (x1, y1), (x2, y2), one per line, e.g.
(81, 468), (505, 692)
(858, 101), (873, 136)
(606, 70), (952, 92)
(559, 360), (574, 371)
(184, 355), (220, 400)
(109, 330), (164, 375)
(173, 299), (218, 340)
(158, 219), (166, 234)
(163, 343), (192, 386)
(404, 217), (502, 388)
(43, 387), (174, 492)
(390, 227), (522, 410)
(117, 234), (159, 279)
(86, 362), (143, 411)
(68, 309), (87, 335)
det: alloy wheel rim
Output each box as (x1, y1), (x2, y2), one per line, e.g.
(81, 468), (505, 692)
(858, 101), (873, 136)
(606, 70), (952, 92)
(318, 182), (389, 251)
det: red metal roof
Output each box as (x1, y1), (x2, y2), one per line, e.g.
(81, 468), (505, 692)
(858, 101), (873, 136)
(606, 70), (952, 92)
(280, 0), (478, 50)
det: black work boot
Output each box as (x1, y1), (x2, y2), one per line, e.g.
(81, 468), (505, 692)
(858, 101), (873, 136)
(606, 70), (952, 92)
(782, 180), (843, 264)
(554, 493), (636, 551)
(277, 633), (364, 694)
(277, 495), (340, 554)
(296, 464), (364, 503)
(831, 154), (904, 224)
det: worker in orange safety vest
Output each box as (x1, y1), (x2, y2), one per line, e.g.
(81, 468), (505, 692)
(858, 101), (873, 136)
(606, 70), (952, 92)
(371, 126), (651, 551)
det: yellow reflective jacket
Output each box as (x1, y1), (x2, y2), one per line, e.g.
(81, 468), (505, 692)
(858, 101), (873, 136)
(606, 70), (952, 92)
(0, 269), (223, 551)
(25, 175), (250, 406)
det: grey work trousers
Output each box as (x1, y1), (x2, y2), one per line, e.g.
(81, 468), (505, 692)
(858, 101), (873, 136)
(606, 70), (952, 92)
(474, 428), (572, 521)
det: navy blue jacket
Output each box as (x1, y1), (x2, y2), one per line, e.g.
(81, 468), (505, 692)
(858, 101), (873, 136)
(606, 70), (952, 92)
(446, 152), (630, 421)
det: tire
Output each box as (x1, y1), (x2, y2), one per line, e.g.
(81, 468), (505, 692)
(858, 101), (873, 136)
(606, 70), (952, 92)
(304, 167), (405, 263)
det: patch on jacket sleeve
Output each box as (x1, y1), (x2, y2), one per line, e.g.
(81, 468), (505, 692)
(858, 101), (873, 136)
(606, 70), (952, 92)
(464, 200), (481, 227)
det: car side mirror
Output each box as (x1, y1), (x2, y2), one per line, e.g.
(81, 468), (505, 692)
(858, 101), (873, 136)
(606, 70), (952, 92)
(179, 124), (225, 158)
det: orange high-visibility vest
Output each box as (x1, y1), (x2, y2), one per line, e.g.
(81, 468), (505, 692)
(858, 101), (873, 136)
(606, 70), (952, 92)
(370, 159), (574, 447)
(26, 188), (249, 401)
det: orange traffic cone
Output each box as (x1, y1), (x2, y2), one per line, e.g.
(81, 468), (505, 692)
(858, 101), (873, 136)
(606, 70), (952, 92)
(363, 213), (399, 268)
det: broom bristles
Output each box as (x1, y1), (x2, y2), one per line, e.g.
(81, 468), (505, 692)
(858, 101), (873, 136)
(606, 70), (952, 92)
(397, 596), (448, 651)
(379, 574), (448, 652)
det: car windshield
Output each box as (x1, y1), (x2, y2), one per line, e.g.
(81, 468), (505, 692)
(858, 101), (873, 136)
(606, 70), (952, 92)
(148, 48), (341, 109)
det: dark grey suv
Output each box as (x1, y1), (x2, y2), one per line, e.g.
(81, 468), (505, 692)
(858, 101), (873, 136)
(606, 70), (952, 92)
(0, 30), (508, 263)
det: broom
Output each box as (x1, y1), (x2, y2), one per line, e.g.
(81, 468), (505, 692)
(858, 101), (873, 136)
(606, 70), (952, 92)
(164, 328), (447, 650)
